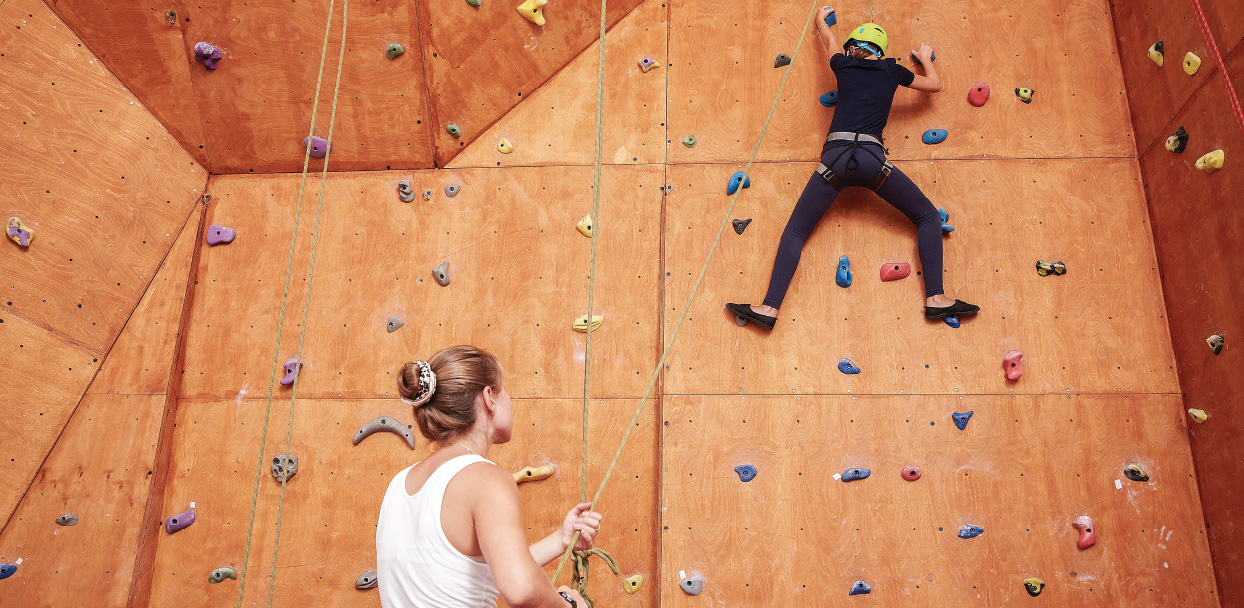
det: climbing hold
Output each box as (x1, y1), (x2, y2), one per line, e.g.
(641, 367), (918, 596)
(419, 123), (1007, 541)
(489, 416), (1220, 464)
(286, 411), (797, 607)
(943, 315), (960, 328)
(304, 136), (329, 158)
(819, 90), (838, 107)
(1003, 350), (1023, 381)
(1034, 260), (1067, 276)
(516, 0), (547, 25)
(466, 0), (480, 5)
(422, 190), (432, 201)
(879, 262), (910, 282)
(1123, 464), (1149, 482)
(576, 214), (594, 238)
(734, 464), (757, 482)
(824, 11), (836, 27)
(838, 358), (861, 375)
(835, 255), (852, 288)
(353, 417), (416, 449)
(732, 218), (752, 235)
(444, 184), (461, 198)
(1023, 577), (1045, 597)
(7, 217), (33, 247)
(967, 81), (990, 107)
(385, 43), (404, 59)
(280, 357), (301, 386)
(208, 567), (237, 584)
(1165, 126), (1188, 153)
(1015, 87), (1034, 104)
(774, 53), (792, 68)
(55, 514), (78, 526)
(1195, 149), (1224, 173)
(726, 171), (751, 195)
(922, 129), (948, 145)
(1187, 408), (1208, 423)
(497, 138), (514, 154)
(938, 208), (954, 234)
(513, 465), (555, 484)
(271, 454), (298, 483)
(386, 316), (403, 333)
(0, 563), (15, 579)
(356, 569), (378, 590)
(901, 466), (921, 481)
(206, 224), (236, 246)
(193, 42), (222, 70)
(395, 180), (414, 202)
(1072, 515), (1096, 549)
(957, 524), (984, 539)
(164, 508), (196, 534)
(624, 574), (643, 594)
(637, 57), (661, 72)
(679, 574), (703, 596)
(841, 467), (871, 482)
(572, 314), (604, 333)
(952, 411), (974, 430)
(1207, 334), (1224, 355)
(1183, 52), (1201, 75)
(1147, 41), (1164, 67)
(446, 124), (461, 138)
(433, 262), (450, 287)
(849, 581), (871, 596)
(682, 135), (697, 148)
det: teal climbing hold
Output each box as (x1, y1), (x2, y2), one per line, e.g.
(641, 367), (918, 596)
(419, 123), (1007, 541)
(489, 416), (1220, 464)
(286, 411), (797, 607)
(820, 91), (838, 107)
(836, 255), (852, 287)
(938, 208), (954, 234)
(922, 129), (948, 144)
(952, 411), (973, 430)
(726, 171), (750, 195)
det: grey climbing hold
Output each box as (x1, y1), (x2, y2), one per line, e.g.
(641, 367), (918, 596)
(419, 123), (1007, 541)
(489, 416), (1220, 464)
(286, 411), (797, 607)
(423, 190), (433, 201)
(386, 316), (403, 333)
(0, 563), (16, 579)
(680, 574), (703, 596)
(841, 467), (871, 482)
(732, 218), (752, 234)
(271, 454), (298, 483)
(209, 567), (237, 584)
(446, 124), (461, 138)
(55, 514), (78, 526)
(356, 569), (378, 590)
(386, 43), (404, 59)
(445, 184), (461, 198)
(353, 417), (416, 449)
(849, 580), (871, 596)
(433, 262), (450, 286)
(165, 508), (196, 534)
(952, 411), (974, 430)
(957, 524), (984, 539)
(682, 135), (696, 148)
(774, 53), (792, 68)
(397, 180), (415, 203)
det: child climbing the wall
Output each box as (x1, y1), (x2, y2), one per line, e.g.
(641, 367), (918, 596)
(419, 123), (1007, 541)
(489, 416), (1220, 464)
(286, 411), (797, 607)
(726, 7), (979, 330)
(377, 345), (601, 608)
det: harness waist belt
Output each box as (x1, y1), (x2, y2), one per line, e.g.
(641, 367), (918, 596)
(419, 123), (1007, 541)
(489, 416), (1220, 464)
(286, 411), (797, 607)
(826, 131), (885, 147)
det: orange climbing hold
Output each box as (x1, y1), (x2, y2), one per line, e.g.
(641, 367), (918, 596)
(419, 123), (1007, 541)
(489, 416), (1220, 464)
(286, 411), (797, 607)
(1003, 350), (1023, 381)
(879, 262), (910, 282)
(967, 81), (990, 107)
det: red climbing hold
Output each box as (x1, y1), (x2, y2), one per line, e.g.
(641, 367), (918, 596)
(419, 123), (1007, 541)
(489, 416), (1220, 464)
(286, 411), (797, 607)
(880, 262), (911, 282)
(1072, 515), (1096, 549)
(967, 81), (990, 107)
(902, 466), (921, 481)
(1003, 350), (1023, 381)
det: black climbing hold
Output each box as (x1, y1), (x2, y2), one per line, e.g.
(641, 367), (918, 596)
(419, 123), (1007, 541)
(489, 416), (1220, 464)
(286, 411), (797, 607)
(734, 464), (757, 482)
(732, 218), (752, 235)
(1165, 126), (1188, 153)
(387, 316), (404, 333)
(356, 569), (378, 590)
(952, 411), (974, 430)
(849, 580), (871, 595)
(1124, 464), (1149, 482)
(353, 417), (416, 449)
(774, 53), (792, 68)
(271, 454), (298, 482)
(0, 563), (16, 580)
(55, 514), (78, 526)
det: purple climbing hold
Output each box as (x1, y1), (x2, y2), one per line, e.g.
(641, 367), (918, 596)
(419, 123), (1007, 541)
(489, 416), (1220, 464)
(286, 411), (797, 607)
(164, 508), (196, 534)
(206, 224), (236, 246)
(7, 217), (33, 248)
(194, 42), (223, 70)
(304, 136), (329, 158)
(281, 357), (302, 386)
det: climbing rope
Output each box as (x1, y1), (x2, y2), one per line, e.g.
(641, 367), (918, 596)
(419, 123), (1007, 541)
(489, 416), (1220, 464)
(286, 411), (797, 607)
(234, 0), (349, 605)
(1188, 0), (1244, 134)
(550, 0), (824, 585)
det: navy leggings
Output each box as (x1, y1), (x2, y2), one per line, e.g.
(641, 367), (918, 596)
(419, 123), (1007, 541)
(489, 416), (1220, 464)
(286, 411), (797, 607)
(762, 142), (945, 308)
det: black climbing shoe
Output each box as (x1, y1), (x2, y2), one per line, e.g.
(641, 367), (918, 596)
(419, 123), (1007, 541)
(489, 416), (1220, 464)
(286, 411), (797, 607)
(726, 303), (777, 330)
(924, 299), (980, 320)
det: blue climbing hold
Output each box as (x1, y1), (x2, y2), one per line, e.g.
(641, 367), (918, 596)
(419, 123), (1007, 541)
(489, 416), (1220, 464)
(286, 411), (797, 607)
(922, 129), (948, 145)
(734, 464), (757, 482)
(836, 255), (852, 287)
(849, 580), (871, 596)
(938, 208), (955, 234)
(958, 525), (985, 539)
(824, 10), (836, 27)
(841, 467), (871, 482)
(838, 358), (861, 375)
(820, 91), (838, 107)
(952, 411), (974, 430)
(726, 171), (751, 196)
(0, 563), (15, 579)
(944, 315), (960, 328)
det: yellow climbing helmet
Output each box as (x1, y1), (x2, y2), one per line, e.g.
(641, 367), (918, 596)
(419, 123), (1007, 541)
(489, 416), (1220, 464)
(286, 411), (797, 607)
(844, 23), (889, 57)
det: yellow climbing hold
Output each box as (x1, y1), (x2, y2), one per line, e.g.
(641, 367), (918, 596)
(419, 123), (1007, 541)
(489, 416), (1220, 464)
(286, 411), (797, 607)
(516, 0), (547, 25)
(637, 57), (661, 73)
(497, 138), (514, 154)
(1195, 149), (1224, 173)
(572, 314), (604, 333)
(7, 217), (33, 247)
(576, 214), (594, 238)
(1147, 42), (1164, 67)
(513, 465), (555, 484)
(1187, 408), (1208, 423)
(624, 574), (644, 594)
(1183, 52), (1201, 75)
(1023, 577), (1045, 597)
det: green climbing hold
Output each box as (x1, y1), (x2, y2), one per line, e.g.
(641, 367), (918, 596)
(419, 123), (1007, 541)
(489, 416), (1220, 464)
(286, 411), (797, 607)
(209, 567), (237, 584)
(386, 43), (404, 60)
(466, 0), (481, 5)
(446, 124), (461, 138)
(682, 135), (696, 148)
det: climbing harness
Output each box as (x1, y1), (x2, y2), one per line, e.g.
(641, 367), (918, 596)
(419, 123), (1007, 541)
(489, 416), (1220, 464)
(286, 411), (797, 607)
(816, 132), (895, 191)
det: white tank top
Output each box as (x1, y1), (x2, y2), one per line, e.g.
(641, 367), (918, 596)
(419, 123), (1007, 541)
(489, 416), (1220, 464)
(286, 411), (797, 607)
(376, 455), (501, 608)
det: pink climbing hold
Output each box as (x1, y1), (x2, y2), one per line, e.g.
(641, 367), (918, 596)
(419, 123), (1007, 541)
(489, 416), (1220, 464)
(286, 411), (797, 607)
(880, 262), (911, 282)
(193, 42), (222, 70)
(901, 466), (921, 481)
(1003, 350), (1023, 381)
(304, 136), (329, 158)
(967, 81), (990, 107)
(1072, 515), (1096, 549)
(281, 357), (302, 386)
(206, 224), (235, 246)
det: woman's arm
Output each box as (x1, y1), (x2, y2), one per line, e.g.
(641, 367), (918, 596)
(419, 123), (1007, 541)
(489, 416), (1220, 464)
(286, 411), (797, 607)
(908, 43), (941, 93)
(530, 502), (602, 566)
(816, 7), (839, 58)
